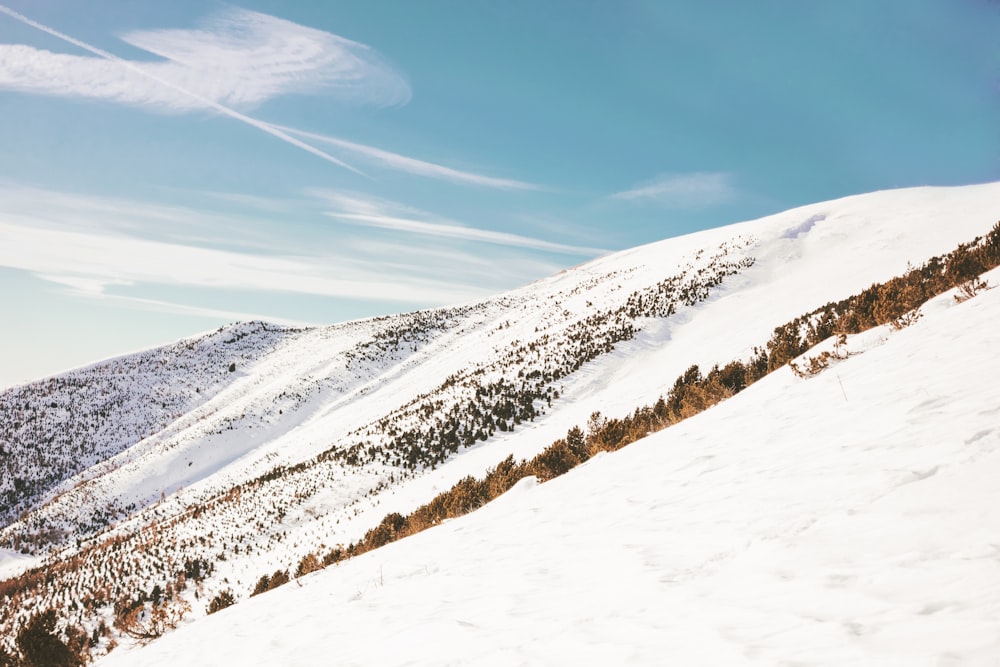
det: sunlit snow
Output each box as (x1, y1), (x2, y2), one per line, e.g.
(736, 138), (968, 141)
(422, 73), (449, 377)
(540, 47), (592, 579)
(84, 183), (1000, 666)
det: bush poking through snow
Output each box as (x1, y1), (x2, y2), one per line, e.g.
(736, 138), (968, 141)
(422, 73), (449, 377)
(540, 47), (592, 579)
(954, 277), (990, 303)
(114, 597), (190, 645)
(764, 221), (1000, 371)
(889, 309), (922, 331)
(206, 590), (235, 615)
(295, 553), (322, 578)
(250, 570), (290, 597)
(789, 334), (850, 379)
(9, 609), (84, 667)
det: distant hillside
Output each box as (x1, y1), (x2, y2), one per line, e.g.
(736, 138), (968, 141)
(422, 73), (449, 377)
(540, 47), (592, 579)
(0, 321), (295, 526)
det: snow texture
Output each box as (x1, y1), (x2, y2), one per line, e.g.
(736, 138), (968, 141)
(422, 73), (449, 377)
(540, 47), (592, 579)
(104, 222), (1000, 666)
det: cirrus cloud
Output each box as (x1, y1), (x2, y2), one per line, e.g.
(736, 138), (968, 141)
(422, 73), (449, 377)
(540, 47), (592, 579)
(316, 190), (607, 256)
(0, 183), (577, 317)
(611, 172), (737, 209)
(0, 6), (411, 111)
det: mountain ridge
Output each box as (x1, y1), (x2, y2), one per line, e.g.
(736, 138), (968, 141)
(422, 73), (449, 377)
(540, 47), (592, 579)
(2, 182), (999, 663)
(104, 218), (1000, 666)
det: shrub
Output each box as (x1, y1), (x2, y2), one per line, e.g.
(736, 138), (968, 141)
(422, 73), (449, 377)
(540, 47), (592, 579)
(249, 569), (289, 597)
(295, 553), (321, 578)
(954, 277), (989, 303)
(114, 597), (190, 644)
(206, 589), (235, 615)
(16, 609), (83, 667)
(526, 439), (581, 482)
(250, 574), (270, 597)
(361, 513), (409, 551)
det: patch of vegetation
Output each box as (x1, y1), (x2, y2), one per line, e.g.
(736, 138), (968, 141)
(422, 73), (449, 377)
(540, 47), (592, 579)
(206, 590), (235, 615)
(263, 220), (1000, 596)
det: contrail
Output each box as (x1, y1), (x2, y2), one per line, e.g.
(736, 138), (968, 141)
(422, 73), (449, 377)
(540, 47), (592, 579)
(0, 4), (364, 175)
(274, 124), (542, 191)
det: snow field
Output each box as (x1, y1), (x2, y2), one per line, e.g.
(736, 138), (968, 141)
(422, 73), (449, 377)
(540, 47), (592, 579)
(103, 249), (1000, 666)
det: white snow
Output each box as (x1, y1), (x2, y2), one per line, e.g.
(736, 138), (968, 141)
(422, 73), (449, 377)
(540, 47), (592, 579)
(0, 548), (39, 580)
(92, 184), (1000, 666)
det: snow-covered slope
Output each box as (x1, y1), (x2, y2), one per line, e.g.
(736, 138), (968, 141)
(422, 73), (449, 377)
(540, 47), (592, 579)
(102, 237), (1000, 667)
(2, 182), (999, 663)
(0, 321), (295, 525)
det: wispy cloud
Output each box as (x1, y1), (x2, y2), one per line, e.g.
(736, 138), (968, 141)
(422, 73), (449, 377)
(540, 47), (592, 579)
(611, 172), (737, 208)
(0, 181), (289, 252)
(0, 5), (411, 173)
(0, 184), (586, 318)
(317, 191), (606, 255)
(0, 6), (410, 111)
(0, 7), (540, 192)
(0, 219), (473, 304)
(0, 185), (494, 307)
(92, 293), (317, 327)
(276, 125), (540, 191)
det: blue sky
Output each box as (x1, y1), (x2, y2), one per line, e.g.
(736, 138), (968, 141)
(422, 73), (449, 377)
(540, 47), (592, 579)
(0, 0), (997, 387)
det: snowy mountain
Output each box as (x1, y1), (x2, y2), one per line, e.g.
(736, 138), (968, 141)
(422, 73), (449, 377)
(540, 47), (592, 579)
(2, 182), (999, 665)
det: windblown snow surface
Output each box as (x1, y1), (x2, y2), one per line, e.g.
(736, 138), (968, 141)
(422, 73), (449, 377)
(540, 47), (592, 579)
(93, 183), (1000, 666)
